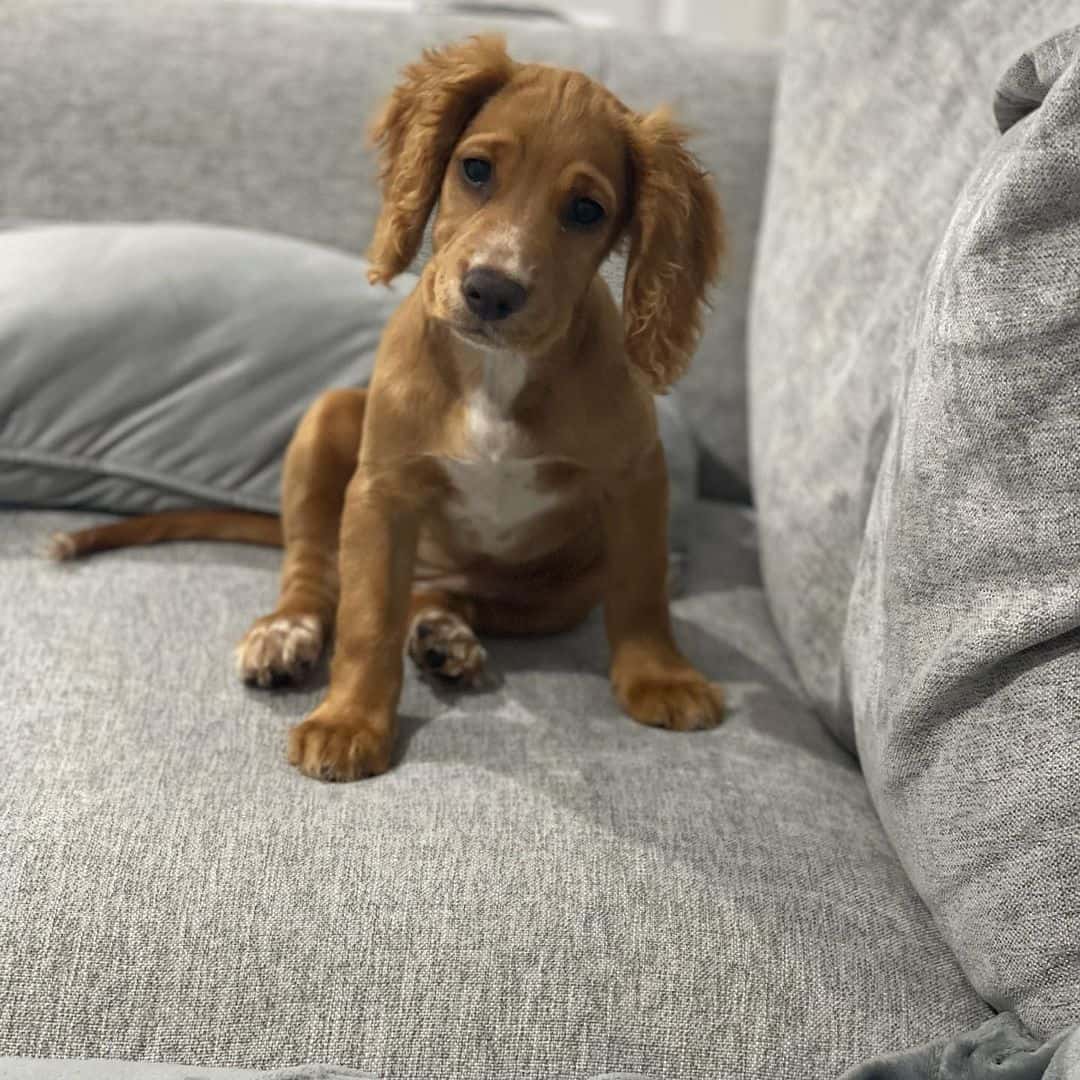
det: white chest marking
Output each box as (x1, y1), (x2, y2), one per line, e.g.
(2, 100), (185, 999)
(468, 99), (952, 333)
(443, 354), (563, 555)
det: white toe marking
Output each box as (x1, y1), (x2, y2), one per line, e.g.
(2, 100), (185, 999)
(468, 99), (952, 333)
(236, 614), (323, 678)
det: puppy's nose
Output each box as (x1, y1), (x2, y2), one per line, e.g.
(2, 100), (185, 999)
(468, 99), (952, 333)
(461, 267), (527, 322)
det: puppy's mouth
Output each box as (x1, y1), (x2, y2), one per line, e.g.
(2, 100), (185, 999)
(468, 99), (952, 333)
(446, 318), (509, 350)
(446, 313), (568, 359)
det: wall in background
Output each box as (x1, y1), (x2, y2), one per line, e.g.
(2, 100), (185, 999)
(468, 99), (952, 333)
(238, 0), (789, 42)
(421, 0), (789, 39)
(658, 0), (788, 40)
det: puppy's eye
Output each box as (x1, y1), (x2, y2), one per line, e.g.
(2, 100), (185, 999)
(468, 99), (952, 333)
(462, 157), (492, 185)
(567, 196), (605, 228)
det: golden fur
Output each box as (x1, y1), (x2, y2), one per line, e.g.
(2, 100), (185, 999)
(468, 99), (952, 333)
(52, 37), (726, 781)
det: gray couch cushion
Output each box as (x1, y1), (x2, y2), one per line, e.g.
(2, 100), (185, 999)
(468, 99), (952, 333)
(748, 0), (1078, 748)
(1, 0), (776, 502)
(845, 26), (1080, 1040)
(0, 224), (412, 514)
(1049, 1029), (1080, 1080)
(0, 503), (987, 1078)
(0, 1066), (376, 1080)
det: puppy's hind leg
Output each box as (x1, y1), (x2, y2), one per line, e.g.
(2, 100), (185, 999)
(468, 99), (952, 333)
(238, 389), (366, 688)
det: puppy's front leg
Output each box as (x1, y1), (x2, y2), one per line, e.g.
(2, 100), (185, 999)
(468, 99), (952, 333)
(288, 470), (419, 781)
(603, 443), (724, 732)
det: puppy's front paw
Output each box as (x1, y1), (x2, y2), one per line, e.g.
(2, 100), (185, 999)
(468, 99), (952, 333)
(615, 669), (725, 732)
(237, 612), (325, 688)
(287, 706), (392, 782)
(407, 608), (487, 687)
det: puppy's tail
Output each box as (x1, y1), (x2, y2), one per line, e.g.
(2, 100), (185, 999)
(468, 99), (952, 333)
(46, 510), (283, 561)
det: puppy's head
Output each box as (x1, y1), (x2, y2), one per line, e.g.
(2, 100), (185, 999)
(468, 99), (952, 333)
(367, 36), (723, 390)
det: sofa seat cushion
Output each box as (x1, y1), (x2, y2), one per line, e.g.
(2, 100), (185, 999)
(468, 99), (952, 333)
(0, 503), (987, 1079)
(0, 1066), (376, 1080)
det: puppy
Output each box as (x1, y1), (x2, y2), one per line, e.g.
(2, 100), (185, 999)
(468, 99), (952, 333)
(52, 36), (726, 781)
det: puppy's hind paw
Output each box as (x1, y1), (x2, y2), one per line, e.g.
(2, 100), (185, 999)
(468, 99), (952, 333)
(237, 612), (325, 688)
(407, 608), (487, 688)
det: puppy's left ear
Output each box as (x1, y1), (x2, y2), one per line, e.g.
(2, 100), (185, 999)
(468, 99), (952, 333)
(623, 108), (724, 391)
(366, 35), (517, 284)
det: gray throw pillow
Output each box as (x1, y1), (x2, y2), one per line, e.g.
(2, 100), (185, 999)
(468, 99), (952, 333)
(0, 224), (414, 514)
(0, 223), (697, 568)
(845, 26), (1080, 1040)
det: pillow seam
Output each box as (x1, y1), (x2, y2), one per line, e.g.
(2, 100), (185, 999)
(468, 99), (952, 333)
(0, 443), (277, 514)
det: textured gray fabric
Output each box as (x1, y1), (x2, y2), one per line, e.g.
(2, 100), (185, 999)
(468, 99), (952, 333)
(748, 0), (1078, 748)
(0, 0), (776, 502)
(0, 504), (987, 1078)
(995, 27), (1080, 132)
(0, 1065), (376, 1080)
(845, 27), (1080, 1039)
(0, 224), (413, 513)
(0, 1068), (656, 1080)
(838, 1014), (1076, 1080)
(1047, 1028), (1080, 1080)
(0, 1068), (653, 1080)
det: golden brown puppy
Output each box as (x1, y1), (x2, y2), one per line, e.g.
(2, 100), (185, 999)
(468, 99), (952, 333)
(52, 36), (726, 781)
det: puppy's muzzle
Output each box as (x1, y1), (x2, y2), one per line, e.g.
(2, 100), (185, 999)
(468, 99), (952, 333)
(461, 266), (528, 322)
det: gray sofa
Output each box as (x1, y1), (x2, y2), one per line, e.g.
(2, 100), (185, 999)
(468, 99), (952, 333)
(2, 1), (1078, 1078)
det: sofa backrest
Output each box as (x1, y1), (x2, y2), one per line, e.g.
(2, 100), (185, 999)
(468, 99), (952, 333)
(1, 0), (778, 501)
(747, 0), (1078, 747)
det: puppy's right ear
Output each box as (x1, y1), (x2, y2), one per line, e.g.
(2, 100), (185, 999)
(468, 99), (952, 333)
(366, 36), (516, 284)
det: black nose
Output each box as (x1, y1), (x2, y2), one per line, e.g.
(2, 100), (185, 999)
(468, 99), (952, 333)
(461, 267), (527, 322)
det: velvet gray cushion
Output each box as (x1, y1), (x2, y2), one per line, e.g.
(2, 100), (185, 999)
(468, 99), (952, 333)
(748, 0), (1078, 748)
(0, 503), (988, 1078)
(0, 224), (413, 513)
(838, 1014), (1079, 1080)
(846, 24), (1080, 1041)
(1, 1), (776, 502)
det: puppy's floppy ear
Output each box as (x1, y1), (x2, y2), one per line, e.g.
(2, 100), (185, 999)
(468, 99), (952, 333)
(622, 108), (724, 391)
(366, 35), (517, 284)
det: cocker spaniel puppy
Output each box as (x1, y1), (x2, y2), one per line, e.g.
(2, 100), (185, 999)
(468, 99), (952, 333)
(53, 36), (726, 781)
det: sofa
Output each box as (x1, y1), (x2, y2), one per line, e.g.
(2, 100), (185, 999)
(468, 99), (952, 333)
(1, 1), (1078, 1078)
